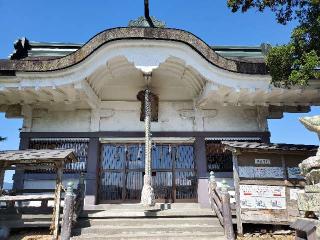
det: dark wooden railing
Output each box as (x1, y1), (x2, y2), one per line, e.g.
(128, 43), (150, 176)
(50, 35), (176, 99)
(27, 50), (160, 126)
(0, 173), (85, 240)
(208, 171), (235, 240)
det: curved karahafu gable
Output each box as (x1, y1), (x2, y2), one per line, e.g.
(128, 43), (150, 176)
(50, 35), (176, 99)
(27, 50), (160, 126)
(0, 27), (267, 74)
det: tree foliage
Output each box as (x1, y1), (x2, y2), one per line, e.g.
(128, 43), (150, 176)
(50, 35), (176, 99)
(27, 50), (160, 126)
(227, 0), (320, 88)
(0, 137), (6, 142)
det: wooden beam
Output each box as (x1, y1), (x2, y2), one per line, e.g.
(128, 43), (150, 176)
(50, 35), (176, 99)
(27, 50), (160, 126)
(5, 104), (22, 118)
(21, 105), (32, 132)
(17, 88), (38, 104)
(181, 68), (202, 95)
(0, 194), (55, 202)
(75, 80), (100, 109)
(0, 165), (5, 190)
(29, 88), (55, 102)
(196, 82), (219, 107)
(52, 164), (63, 240)
(50, 86), (68, 103)
(3, 88), (24, 104)
(232, 153), (243, 236)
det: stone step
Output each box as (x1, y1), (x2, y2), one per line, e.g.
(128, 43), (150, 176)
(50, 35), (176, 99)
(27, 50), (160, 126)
(1, 214), (55, 220)
(71, 232), (225, 240)
(84, 203), (201, 211)
(1, 220), (52, 228)
(73, 203), (224, 239)
(81, 209), (214, 218)
(76, 217), (221, 228)
(73, 225), (223, 236)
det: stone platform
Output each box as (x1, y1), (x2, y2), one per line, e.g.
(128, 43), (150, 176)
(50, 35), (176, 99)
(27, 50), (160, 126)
(72, 203), (225, 240)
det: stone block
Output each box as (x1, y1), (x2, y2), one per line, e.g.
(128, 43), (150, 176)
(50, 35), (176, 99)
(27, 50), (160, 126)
(298, 193), (320, 211)
(305, 185), (320, 193)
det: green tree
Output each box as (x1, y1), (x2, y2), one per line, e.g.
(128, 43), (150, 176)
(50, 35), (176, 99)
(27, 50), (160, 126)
(227, 0), (320, 88)
(0, 137), (6, 142)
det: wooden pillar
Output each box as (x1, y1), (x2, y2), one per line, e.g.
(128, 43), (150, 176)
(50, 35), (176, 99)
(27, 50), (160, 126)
(52, 163), (63, 240)
(13, 136), (30, 191)
(61, 182), (75, 240)
(221, 183), (235, 240)
(232, 153), (243, 236)
(261, 131), (271, 143)
(195, 137), (207, 178)
(85, 137), (100, 205)
(0, 164), (5, 190)
(194, 137), (208, 207)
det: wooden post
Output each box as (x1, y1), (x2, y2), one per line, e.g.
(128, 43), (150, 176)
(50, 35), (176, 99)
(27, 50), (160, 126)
(75, 172), (85, 217)
(208, 172), (224, 226)
(0, 164), (5, 190)
(209, 171), (216, 191)
(61, 182), (75, 240)
(85, 137), (99, 205)
(232, 153), (243, 236)
(221, 180), (235, 240)
(52, 163), (63, 240)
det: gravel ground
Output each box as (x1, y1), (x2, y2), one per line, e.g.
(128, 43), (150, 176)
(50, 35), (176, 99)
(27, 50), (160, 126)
(8, 229), (53, 240)
(8, 229), (294, 240)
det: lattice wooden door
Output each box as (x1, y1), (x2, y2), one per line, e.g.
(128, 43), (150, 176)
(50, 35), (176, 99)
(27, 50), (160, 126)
(99, 143), (197, 203)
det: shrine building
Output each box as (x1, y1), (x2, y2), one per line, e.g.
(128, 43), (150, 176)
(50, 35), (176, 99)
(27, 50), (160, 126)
(1, 24), (319, 207)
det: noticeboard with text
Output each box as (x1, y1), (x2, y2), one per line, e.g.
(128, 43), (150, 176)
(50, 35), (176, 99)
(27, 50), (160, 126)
(240, 185), (286, 209)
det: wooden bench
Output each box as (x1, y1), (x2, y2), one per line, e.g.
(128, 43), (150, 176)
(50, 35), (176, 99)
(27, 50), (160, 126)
(0, 194), (55, 202)
(0, 194), (55, 208)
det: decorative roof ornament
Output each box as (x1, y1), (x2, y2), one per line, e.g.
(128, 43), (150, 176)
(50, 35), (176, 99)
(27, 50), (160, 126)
(10, 37), (31, 60)
(128, 16), (166, 28)
(128, 0), (166, 28)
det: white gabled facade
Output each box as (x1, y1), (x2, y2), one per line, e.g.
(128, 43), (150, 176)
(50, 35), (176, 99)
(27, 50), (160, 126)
(1, 39), (318, 133)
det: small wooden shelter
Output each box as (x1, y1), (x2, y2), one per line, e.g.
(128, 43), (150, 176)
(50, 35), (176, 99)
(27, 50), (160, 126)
(0, 149), (78, 239)
(222, 141), (317, 235)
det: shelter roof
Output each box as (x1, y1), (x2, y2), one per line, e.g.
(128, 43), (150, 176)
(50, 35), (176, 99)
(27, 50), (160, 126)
(222, 141), (318, 154)
(0, 27), (267, 75)
(0, 149), (77, 166)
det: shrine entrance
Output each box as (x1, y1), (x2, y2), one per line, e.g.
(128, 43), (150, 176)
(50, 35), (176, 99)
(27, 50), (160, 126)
(98, 142), (197, 203)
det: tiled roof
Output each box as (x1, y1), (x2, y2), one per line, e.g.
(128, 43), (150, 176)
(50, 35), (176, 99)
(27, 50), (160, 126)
(10, 40), (267, 62)
(222, 141), (318, 152)
(0, 28), (268, 74)
(0, 149), (78, 165)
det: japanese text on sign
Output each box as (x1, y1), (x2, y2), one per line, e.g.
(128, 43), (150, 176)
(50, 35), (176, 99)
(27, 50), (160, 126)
(240, 185), (286, 209)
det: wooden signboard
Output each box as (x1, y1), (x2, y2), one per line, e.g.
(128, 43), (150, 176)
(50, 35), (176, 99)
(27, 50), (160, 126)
(233, 152), (310, 232)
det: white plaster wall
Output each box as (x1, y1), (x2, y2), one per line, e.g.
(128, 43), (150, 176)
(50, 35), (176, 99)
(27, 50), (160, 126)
(29, 101), (265, 132)
(31, 109), (91, 132)
(204, 106), (262, 131)
(99, 101), (195, 132)
(99, 101), (263, 132)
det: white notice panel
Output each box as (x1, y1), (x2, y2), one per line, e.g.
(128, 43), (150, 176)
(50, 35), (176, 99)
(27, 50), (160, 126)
(240, 185), (286, 209)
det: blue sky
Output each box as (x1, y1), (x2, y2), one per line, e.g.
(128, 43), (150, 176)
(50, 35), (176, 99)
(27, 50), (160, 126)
(0, 1), (319, 181)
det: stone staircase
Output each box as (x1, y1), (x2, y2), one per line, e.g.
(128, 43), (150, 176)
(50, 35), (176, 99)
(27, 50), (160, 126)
(71, 203), (225, 240)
